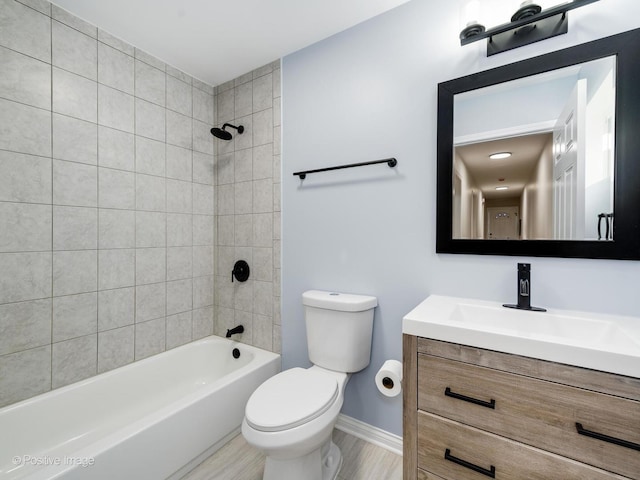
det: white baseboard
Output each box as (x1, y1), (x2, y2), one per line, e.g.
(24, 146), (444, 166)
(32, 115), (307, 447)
(334, 414), (403, 456)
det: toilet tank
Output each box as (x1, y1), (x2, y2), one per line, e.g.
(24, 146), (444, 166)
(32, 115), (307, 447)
(303, 290), (377, 373)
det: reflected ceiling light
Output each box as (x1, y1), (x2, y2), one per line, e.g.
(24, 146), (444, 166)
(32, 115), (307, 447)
(459, 0), (600, 56)
(495, 186), (509, 190)
(489, 152), (512, 160)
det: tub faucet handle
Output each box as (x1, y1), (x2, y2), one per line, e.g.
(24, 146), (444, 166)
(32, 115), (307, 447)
(232, 260), (250, 283)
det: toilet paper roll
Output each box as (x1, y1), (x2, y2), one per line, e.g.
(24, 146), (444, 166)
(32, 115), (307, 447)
(375, 360), (403, 397)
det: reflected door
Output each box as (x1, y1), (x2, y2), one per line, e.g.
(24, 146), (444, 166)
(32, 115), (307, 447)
(553, 79), (586, 239)
(486, 207), (519, 239)
(453, 174), (462, 238)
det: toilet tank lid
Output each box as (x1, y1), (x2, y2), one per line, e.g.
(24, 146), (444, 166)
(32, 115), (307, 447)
(303, 290), (377, 312)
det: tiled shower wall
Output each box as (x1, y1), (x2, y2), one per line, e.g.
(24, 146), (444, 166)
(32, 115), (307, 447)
(214, 64), (282, 353)
(0, 0), (216, 407)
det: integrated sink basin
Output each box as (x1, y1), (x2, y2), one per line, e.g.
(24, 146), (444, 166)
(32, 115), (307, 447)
(403, 295), (640, 377)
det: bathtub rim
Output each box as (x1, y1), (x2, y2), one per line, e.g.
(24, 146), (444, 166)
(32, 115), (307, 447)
(0, 335), (280, 480)
(0, 335), (279, 415)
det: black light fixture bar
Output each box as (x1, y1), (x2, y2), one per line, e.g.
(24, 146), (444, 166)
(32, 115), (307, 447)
(461, 0), (600, 55)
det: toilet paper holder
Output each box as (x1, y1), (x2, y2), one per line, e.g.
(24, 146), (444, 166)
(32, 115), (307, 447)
(375, 359), (403, 397)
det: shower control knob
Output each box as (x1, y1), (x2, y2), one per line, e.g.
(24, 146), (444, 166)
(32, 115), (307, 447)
(232, 260), (250, 282)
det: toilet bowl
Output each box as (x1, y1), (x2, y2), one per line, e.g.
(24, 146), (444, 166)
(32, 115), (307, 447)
(242, 366), (348, 480)
(241, 290), (377, 480)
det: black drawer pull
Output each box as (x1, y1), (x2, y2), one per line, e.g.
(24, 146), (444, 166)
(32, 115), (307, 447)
(445, 387), (496, 409)
(576, 423), (640, 451)
(445, 448), (496, 478)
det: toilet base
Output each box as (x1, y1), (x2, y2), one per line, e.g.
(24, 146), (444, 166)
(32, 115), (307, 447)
(324, 440), (343, 480)
(262, 439), (342, 480)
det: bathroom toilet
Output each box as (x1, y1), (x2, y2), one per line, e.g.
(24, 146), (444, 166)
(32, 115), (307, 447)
(241, 290), (377, 480)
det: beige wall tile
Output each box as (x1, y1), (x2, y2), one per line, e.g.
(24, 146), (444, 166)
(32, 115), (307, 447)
(0, 252), (51, 304)
(98, 325), (134, 373)
(0, 2), (221, 408)
(0, 346), (51, 408)
(52, 334), (97, 388)
(0, 298), (51, 356)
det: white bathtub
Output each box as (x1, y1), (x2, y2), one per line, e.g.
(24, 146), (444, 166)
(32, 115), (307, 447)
(0, 336), (280, 480)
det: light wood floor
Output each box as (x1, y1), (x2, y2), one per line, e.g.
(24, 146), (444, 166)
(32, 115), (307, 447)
(181, 429), (402, 480)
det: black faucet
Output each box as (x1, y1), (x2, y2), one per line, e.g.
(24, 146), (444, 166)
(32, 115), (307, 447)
(503, 263), (546, 312)
(226, 325), (244, 338)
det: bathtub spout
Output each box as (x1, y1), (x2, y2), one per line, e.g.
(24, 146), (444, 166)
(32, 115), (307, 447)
(226, 325), (244, 338)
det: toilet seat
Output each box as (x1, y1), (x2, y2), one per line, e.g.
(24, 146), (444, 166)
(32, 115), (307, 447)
(245, 368), (339, 432)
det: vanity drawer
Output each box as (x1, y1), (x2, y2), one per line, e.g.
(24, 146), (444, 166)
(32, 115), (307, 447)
(417, 411), (629, 480)
(418, 354), (640, 479)
(417, 469), (447, 480)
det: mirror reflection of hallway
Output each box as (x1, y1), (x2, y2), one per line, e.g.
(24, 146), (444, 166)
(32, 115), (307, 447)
(452, 55), (615, 241)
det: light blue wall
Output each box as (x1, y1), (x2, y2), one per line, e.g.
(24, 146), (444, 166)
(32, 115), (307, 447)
(282, 0), (640, 436)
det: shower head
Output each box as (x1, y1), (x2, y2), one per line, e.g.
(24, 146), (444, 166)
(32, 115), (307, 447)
(210, 123), (244, 140)
(210, 127), (232, 140)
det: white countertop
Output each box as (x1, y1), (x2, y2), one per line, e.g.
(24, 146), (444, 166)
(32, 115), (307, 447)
(402, 295), (640, 378)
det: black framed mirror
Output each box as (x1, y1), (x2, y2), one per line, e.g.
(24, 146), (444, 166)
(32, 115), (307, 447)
(436, 28), (640, 260)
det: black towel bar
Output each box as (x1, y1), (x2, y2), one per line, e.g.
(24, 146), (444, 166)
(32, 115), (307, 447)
(293, 158), (397, 180)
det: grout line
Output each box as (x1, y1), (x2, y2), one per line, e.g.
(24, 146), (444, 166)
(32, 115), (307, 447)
(164, 66), (168, 352)
(49, 9), (54, 393)
(190, 102), (195, 343)
(132, 42), (138, 361)
(94, 27), (99, 375)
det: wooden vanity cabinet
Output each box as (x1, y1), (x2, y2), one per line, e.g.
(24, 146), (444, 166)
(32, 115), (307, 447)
(403, 335), (640, 480)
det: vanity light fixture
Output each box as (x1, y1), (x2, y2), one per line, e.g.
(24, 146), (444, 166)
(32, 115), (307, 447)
(489, 152), (512, 160)
(459, 0), (600, 56)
